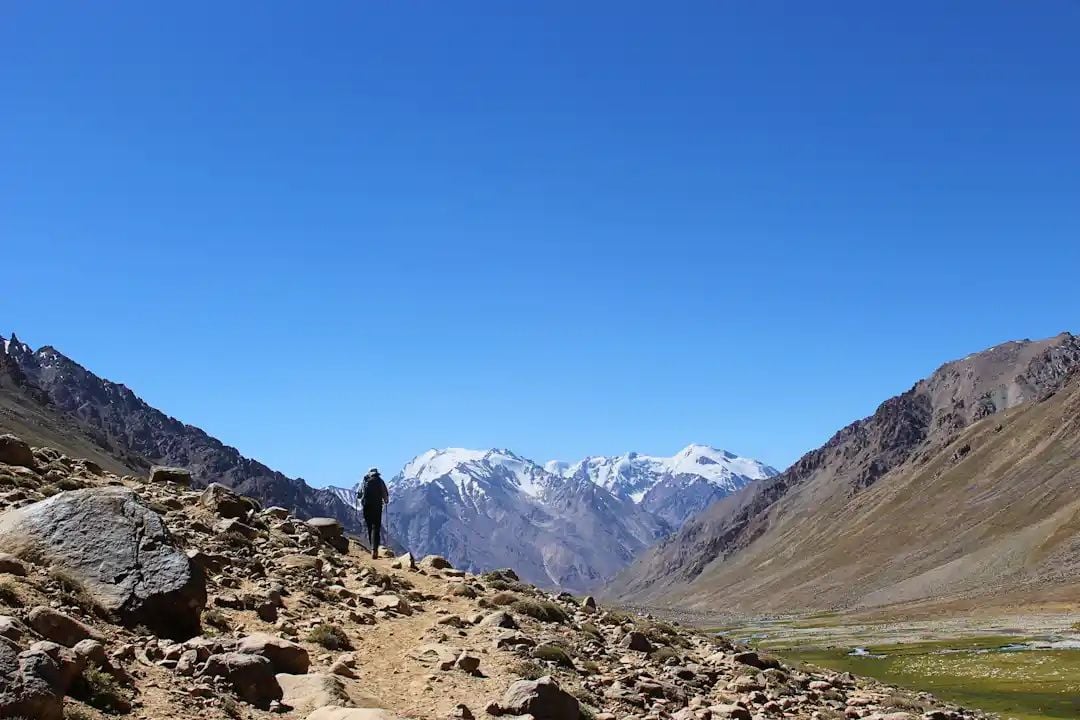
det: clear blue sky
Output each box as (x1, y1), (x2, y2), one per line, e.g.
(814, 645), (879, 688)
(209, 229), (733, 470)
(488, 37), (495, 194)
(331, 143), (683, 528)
(2, 2), (1078, 487)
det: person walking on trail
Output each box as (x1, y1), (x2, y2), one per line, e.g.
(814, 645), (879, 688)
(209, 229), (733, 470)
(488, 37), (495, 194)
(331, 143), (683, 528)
(359, 467), (389, 559)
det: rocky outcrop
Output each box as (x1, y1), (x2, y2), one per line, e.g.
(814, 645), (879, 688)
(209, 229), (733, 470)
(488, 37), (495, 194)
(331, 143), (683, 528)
(494, 676), (579, 720)
(0, 486), (206, 638)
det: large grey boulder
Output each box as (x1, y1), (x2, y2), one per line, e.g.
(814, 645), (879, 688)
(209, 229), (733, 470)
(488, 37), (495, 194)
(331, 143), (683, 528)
(0, 486), (206, 638)
(0, 434), (36, 470)
(496, 675), (579, 720)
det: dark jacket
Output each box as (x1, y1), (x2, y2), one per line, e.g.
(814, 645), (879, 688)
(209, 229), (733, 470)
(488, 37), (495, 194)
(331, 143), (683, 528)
(359, 472), (389, 513)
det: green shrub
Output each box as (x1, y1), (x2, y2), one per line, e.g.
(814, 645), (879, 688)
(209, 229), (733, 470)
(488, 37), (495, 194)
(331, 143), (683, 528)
(509, 660), (547, 680)
(531, 644), (575, 668)
(511, 599), (568, 624)
(485, 579), (512, 591)
(307, 623), (351, 650)
(81, 664), (130, 713)
(580, 659), (602, 674)
(602, 609), (634, 626)
(63, 703), (95, 720)
(55, 476), (86, 491)
(580, 622), (603, 641)
(202, 608), (230, 631)
(51, 569), (103, 616)
(490, 592), (519, 606)
(0, 579), (23, 608)
(650, 646), (680, 663)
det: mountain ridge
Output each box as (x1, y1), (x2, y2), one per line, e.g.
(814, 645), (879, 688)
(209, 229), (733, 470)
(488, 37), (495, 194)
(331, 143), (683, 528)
(1, 330), (368, 537)
(606, 331), (1080, 614)
(332, 444), (774, 591)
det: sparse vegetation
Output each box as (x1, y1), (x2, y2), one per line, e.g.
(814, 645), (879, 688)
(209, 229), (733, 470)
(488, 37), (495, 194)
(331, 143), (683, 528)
(579, 622), (603, 641)
(649, 646), (680, 663)
(490, 591), (519, 606)
(307, 622), (351, 650)
(202, 608), (230, 631)
(532, 643), (575, 668)
(602, 608), (634, 626)
(80, 664), (130, 713)
(220, 695), (241, 718)
(512, 598), (569, 624)
(51, 568), (104, 616)
(580, 659), (602, 674)
(63, 703), (97, 720)
(0, 579), (24, 607)
(509, 660), (548, 680)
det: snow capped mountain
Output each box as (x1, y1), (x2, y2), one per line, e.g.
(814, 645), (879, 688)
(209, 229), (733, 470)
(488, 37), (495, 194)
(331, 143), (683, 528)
(382, 447), (669, 591)
(328, 443), (775, 591)
(396, 448), (558, 500)
(552, 444), (779, 527)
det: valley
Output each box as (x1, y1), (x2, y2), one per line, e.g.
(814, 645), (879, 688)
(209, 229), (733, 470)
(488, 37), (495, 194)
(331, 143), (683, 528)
(707, 611), (1080, 720)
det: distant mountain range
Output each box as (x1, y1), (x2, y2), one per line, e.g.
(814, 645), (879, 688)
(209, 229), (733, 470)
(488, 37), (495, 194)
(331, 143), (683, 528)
(606, 332), (1080, 617)
(0, 331), (366, 537)
(330, 446), (776, 591)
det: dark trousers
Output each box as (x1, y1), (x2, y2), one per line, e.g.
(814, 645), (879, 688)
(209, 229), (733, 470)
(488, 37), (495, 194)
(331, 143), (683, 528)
(364, 507), (382, 553)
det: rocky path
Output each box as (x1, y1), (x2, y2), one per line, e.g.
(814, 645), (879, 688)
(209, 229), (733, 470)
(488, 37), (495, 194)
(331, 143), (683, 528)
(0, 432), (997, 720)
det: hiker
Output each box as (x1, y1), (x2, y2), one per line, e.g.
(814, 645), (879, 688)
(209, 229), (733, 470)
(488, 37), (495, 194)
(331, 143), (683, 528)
(358, 466), (389, 559)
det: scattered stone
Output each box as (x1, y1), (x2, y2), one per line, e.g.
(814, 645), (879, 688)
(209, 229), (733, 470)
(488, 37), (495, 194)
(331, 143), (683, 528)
(200, 483), (252, 519)
(201, 652), (282, 706)
(391, 552), (418, 571)
(0, 639), (63, 720)
(411, 644), (461, 671)
(497, 675), (580, 720)
(581, 596), (598, 612)
(478, 611), (518, 629)
(708, 704), (751, 720)
(455, 651), (481, 675)
(282, 554), (324, 572)
(237, 633), (311, 674)
(27, 606), (97, 647)
(420, 555), (453, 570)
(0, 615), (27, 642)
(307, 518), (349, 553)
(306, 708), (401, 720)
(732, 650), (779, 670)
(0, 434), (36, 469)
(621, 631), (652, 653)
(277, 672), (352, 714)
(0, 552), (27, 576)
(373, 594), (412, 615)
(149, 466), (192, 486)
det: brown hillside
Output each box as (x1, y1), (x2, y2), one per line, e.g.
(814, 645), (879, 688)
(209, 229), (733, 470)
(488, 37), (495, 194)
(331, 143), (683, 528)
(606, 333), (1080, 614)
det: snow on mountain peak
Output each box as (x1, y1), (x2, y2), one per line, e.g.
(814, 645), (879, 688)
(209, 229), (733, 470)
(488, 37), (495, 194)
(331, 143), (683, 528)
(549, 444), (777, 503)
(395, 447), (555, 499)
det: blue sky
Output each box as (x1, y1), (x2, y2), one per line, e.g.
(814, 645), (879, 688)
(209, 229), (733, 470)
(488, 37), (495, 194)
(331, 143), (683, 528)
(2, 2), (1078, 487)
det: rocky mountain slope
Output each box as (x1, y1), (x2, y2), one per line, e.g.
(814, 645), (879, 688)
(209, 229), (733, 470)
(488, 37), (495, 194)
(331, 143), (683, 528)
(548, 446), (777, 528)
(0, 332), (365, 536)
(384, 449), (670, 593)
(0, 432), (993, 720)
(607, 332), (1080, 615)
(333, 447), (773, 593)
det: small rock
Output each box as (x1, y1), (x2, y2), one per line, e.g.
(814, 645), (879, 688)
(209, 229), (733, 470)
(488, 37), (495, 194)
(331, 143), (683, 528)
(0, 552), (27, 576)
(620, 631), (652, 653)
(27, 606), (97, 647)
(0, 434), (36, 469)
(499, 675), (579, 720)
(149, 466), (192, 486)
(237, 633), (311, 674)
(455, 651), (481, 675)
(201, 652), (282, 706)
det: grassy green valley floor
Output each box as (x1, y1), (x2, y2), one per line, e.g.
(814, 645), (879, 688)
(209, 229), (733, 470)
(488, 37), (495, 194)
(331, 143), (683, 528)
(700, 613), (1080, 720)
(785, 638), (1080, 720)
